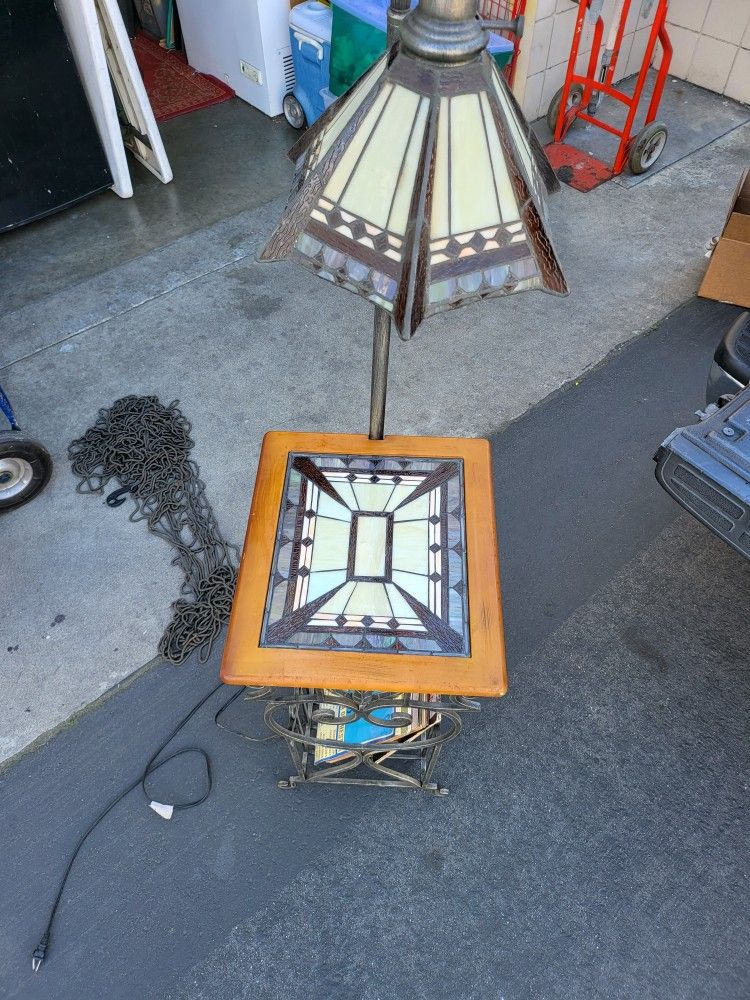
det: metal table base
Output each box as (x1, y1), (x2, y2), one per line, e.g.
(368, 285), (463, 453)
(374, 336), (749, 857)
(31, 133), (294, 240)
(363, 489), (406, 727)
(262, 689), (480, 795)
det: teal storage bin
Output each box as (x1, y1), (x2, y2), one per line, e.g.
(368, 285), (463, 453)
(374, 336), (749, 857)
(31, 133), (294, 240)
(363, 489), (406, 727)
(330, 0), (514, 96)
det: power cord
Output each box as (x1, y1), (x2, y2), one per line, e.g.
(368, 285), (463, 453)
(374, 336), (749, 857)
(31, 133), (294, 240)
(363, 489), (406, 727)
(31, 681), (259, 972)
(42, 398), (266, 971)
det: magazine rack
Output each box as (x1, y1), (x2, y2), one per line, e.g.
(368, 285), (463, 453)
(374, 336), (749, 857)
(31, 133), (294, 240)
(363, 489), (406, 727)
(264, 689), (481, 794)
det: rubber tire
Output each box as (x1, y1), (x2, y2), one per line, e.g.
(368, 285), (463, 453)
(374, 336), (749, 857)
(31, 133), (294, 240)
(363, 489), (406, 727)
(628, 121), (668, 175)
(283, 93), (306, 130)
(0, 430), (52, 512)
(546, 83), (584, 134)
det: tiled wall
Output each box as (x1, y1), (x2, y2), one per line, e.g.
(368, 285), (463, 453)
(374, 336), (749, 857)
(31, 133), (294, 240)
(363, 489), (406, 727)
(520, 0), (750, 122)
(659, 0), (750, 104)
(520, 0), (659, 120)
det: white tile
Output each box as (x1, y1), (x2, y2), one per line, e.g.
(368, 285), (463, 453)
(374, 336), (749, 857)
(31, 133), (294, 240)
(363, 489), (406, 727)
(687, 32), (736, 91)
(576, 30), (604, 75)
(667, 0), (711, 33)
(536, 0), (557, 20)
(540, 60), (569, 113)
(528, 15), (554, 75)
(522, 70), (545, 120)
(612, 31), (635, 81)
(575, 42), (595, 74)
(702, 0), (750, 44)
(651, 34), (663, 70)
(577, 14), (597, 56)
(724, 46), (750, 102)
(624, 24), (657, 77)
(659, 23), (699, 78)
(625, 0), (657, 35)
(743, 17), (750, 47)
(547, 6), (579, 67)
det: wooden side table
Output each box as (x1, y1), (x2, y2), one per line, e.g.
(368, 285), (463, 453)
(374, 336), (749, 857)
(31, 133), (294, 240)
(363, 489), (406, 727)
(221, 431), (507, 793)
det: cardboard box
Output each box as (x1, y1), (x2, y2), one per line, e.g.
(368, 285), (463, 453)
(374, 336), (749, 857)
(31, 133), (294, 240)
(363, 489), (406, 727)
(699, 168), (750, 310)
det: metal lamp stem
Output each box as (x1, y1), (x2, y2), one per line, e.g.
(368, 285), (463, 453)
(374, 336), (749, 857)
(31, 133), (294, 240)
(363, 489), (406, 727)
(369, 1), (503, 440)
(387, 0), (412, 44)
(367, 0), (410, 441)
(369, 305), (391, 440)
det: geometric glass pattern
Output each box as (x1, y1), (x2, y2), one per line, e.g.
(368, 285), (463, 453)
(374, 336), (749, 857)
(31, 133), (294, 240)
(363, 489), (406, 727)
(260, 452), (469, 657)
(260, 43), (567, 341)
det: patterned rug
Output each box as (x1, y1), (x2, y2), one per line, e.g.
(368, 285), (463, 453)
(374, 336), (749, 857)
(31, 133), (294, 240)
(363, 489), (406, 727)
(132, 33), (234, 122)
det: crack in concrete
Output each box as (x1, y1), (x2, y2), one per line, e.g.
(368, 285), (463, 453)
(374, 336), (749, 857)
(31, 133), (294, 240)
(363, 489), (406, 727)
(0, 249), (256, 374)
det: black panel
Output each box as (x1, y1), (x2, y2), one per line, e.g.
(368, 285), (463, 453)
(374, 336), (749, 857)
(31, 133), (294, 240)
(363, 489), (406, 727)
(714, 311), (750, 387)
(0, 0), (112, 232)
(654, 378), (750, 560)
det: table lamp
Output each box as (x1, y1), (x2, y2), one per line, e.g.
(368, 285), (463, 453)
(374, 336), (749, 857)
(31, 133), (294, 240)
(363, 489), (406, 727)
(220, 0), (568, 794)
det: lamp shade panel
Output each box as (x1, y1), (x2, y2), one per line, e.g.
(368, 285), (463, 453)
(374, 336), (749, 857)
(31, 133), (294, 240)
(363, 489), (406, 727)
(260, 45), (567, 340)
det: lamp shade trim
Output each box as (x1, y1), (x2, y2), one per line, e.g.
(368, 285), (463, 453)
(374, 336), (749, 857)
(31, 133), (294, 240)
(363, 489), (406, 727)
(259, 44), (568, 340)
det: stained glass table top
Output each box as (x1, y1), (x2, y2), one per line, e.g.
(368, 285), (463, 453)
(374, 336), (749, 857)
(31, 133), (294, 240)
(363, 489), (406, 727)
(221, 432), (507, 697)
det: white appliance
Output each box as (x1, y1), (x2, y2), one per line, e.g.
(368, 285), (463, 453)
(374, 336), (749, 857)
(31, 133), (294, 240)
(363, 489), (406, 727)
(176, 0), (295, 117)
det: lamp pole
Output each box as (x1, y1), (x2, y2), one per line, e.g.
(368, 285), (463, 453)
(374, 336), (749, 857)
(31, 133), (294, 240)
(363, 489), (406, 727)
(368, 0), (412, 441)
(387, 0), (412, 42)
(368, 306), (391, 441)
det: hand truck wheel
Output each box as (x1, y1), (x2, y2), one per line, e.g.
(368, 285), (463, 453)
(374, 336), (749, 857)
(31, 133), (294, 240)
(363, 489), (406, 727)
(546, 83), (584, 134)
(0, 430), (52, 511)
(283, 93), (306, 130)
(628, 121), (668, 175)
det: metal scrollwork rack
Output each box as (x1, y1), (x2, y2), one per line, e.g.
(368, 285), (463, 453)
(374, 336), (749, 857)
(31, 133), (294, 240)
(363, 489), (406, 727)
(263, 689), (481, 795)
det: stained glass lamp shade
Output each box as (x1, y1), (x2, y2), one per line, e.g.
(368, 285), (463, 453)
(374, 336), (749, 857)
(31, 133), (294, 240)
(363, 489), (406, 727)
(260, 14), (568, 340)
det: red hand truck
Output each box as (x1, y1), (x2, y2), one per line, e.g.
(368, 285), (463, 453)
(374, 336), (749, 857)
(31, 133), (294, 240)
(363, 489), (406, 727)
(545, 0), (672, 188)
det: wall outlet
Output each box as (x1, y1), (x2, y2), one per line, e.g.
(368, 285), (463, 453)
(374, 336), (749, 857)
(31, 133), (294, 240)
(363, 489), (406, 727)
(240, 60), (262, 85)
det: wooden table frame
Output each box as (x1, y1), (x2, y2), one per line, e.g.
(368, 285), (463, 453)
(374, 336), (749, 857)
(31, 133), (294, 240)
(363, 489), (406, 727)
(220, 431), (507, 697)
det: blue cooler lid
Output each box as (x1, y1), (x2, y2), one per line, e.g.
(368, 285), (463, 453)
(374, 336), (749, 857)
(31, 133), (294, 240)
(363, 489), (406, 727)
(487, 32), (514, 56)
(290, 1), (333, 43)
(330, 0), (512, 54)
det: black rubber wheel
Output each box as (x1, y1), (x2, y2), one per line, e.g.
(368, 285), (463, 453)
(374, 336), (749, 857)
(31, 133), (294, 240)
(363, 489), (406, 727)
(546, 83), (584, 134)
(0, 430), (52, 511)
(628, 121), (668, 175)
(283, 93), (306, 130)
